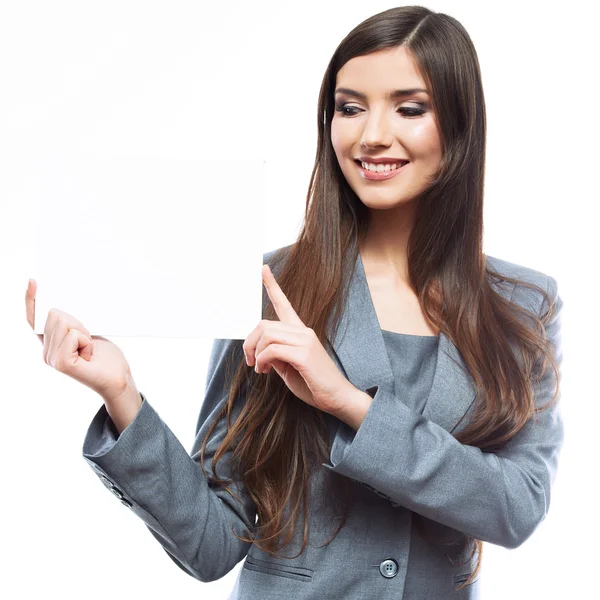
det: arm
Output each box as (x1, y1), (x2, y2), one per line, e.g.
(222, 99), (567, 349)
(81, 337), (256, 582)
(330, 388), (373, 431)
(102, 380), (144, 435)
(323, 275), (564, 550)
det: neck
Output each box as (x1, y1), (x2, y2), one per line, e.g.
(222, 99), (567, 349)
(359, 203), (416, 285)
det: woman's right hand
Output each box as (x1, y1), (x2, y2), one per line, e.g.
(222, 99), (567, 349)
(25, 278), (137, 403)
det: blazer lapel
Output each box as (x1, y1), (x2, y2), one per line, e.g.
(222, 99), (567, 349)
(325, 248), (499, 435)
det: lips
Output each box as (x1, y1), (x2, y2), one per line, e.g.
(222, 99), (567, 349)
(355, 160), (409, 180)
(356, 156), (410, 164)
(354, 159), (409, 168)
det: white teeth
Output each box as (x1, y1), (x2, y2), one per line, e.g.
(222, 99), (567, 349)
(360, 161), (404, 172)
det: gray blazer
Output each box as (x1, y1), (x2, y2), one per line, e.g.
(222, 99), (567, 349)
(82, 243), (564, 599)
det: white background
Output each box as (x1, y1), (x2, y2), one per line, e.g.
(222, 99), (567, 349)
(1, 0), (597, 598)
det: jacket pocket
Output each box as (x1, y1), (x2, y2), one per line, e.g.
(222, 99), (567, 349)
(243, 555), (314, 583)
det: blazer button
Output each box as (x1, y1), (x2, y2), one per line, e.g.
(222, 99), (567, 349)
(120, 498), (133, 508)
(110, 486), (124, 500)
(101, 475), (112, 485)
(379, 558), (399, 578)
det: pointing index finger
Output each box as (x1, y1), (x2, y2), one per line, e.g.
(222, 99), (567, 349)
(262, 264), (302, 325)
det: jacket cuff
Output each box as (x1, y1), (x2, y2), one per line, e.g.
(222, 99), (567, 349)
(327, 384), (380, 468)
(82, 392), (156, 480)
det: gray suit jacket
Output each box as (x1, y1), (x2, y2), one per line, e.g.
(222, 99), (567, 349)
(82, 243), (564, 599)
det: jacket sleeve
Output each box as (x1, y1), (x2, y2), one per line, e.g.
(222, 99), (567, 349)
(322, 275), (564, 550)
(81, 337), (256, 582)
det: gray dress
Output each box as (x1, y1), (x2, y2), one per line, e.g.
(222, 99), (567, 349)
(380, 328), (439, 414)
(339, 329), (441, 509)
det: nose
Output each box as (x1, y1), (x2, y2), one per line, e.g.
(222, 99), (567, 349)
(360, 110), (394, 149)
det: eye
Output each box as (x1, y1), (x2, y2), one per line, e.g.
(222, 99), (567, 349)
(334, 104), (426, 117)
(334, 105), (361, 117)
(399, 106), (426, 117)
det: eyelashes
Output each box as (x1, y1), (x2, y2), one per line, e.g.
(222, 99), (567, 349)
(334, 104), (426, 118)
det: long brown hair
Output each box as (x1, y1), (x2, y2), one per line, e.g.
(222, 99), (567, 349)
(200, 5), (561, 591)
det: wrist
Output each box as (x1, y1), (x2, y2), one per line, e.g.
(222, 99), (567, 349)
(331, 386), (373, 431)
(102, 383), (143, 435)
(101, 373), (138, 404)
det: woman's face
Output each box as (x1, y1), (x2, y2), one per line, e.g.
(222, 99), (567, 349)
(331, 46), (443, 210)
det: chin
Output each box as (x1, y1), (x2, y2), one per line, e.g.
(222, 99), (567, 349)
(355, 193), (416, 210)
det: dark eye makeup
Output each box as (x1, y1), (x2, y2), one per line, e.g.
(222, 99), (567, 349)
(334, 102), (427, 117)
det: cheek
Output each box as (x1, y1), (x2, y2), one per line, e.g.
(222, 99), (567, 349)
(409, 122), (442, 157)
(330, 121), (342, 155)
(330, 118), (355, 156)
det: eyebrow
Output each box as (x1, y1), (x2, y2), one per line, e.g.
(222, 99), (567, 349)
(334, 87), (429, 99)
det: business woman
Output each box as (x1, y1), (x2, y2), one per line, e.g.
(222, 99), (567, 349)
(26, 6), (563, 599)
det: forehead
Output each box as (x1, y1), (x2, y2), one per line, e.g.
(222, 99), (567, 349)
(335, 47), (426, 94)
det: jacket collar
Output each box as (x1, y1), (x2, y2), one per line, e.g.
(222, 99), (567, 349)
(324, 247), (510, 435)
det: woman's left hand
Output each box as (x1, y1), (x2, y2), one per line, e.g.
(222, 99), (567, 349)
(243, 264), (354, 416)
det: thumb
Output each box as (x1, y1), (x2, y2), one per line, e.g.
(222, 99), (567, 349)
(57, 328), (94, 373)
(75, 330), (94, 362)
(270, 358), (287, 378)
(79, 335), (94, 361)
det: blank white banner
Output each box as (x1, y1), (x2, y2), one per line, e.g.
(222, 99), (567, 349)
(34, 151), (265, 339)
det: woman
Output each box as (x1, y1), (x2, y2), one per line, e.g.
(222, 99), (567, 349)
(26, 6), (563, 599)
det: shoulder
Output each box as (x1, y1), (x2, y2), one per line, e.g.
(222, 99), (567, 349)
(485, 254), (549, 287)
(485, 254), (559, 316)
(261, 246), (558, 317)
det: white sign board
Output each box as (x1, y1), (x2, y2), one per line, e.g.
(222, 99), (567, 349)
(33, 151), (265, 339)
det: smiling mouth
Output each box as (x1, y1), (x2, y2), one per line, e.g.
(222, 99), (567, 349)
(353, 159), (409, 180)
(354, 159), (409, 172)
